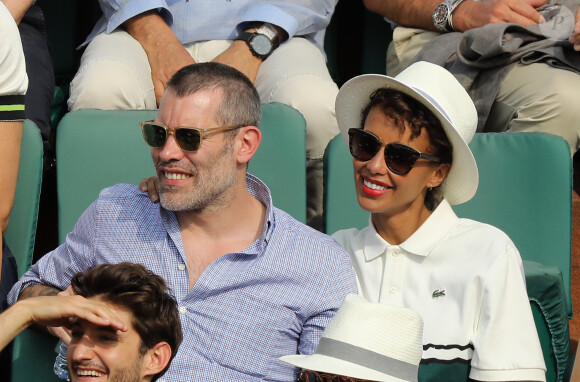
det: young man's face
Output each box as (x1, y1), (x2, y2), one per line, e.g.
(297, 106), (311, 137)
(67, 298), (152, 382)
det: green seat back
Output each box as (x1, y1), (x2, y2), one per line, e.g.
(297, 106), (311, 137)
(453, 132), (573, 312)
(323, 132), (573, 381)
(5, 120), (43, 276)
(6, 121), (62, 382)
(57, 103), (306, 243)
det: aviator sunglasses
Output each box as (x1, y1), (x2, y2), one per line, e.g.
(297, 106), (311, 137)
(140, 121), (241, 152)
(348, 128), (440, 175)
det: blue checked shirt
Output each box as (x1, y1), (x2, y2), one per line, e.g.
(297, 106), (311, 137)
(8, 174), (357, 381)
(83, 0), (337, 54)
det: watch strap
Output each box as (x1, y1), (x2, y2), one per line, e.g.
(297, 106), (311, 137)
(236, 30), (275, 60)
(255, 23), (282, 49)
(433, 0), (467, 32)
(448, 0), (468, 30)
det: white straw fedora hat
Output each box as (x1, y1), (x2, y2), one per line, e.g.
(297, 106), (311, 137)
(335, 61), (479, 205)
(280, 294), (423, 382)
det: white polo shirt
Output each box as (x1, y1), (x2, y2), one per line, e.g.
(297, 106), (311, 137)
(332, 199), (546, 382)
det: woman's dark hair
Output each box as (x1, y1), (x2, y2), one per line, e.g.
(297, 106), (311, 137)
(360, 88), (453, 210)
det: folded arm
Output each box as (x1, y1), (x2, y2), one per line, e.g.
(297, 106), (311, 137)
(123, 10), (195, 105)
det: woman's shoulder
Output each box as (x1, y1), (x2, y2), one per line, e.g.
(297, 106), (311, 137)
(331, 226), (373, 251)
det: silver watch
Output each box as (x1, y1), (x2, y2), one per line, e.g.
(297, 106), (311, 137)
(432, 0), (467, 32)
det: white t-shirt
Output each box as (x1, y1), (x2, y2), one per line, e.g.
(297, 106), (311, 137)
(332, 199), (546, 382)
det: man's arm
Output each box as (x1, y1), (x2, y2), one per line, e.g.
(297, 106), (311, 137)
(18, 284), (61, 300)
(363, 0), (547, 32)
(123, 10), (195, 105)
(212, 23), (287, 83)
(298, 248), (358, 355)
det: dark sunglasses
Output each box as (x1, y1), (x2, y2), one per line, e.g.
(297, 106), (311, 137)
(298, 370), (369, 382)
(140, 121), (241, 152)
(348, 128), (440, 175)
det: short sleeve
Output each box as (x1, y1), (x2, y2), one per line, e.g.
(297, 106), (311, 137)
(469, 244), (546, 381)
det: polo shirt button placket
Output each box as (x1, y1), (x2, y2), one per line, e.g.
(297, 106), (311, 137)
(392, 249), (400, 257)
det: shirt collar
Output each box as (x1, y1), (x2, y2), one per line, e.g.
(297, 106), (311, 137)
(245, 173), (275, 246)
(160, 173), (275, 254)
(362, 199), (459, 260)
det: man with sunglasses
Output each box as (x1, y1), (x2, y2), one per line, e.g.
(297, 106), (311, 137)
(9, 62), (358, 381)
(66, 0), (342, 231)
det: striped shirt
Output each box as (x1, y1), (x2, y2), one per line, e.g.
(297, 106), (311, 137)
(9, 174), (357, 381)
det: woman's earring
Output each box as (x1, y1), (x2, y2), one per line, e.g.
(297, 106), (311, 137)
(428, 184), (433, 191)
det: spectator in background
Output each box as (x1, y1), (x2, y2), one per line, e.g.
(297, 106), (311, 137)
(0, 0), (28, 307)
(67, 1), (342, 230)
(10, 62), (357, 381)
(363, 0), (580, 155)
(2, 0), (54, 152)
(280, 294), (424, 382)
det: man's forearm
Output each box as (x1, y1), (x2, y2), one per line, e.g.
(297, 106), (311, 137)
(0, 302), (34, 350)
(363, 0), (442, 30)
(19, 284), (60, 300)
(123, 10), (181, 54)
(17, 285), (61, 334)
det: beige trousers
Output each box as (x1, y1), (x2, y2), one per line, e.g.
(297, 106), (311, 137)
(387, 27), (580, 154)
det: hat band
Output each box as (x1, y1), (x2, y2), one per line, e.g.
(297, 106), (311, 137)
(315, 338), (418, 381)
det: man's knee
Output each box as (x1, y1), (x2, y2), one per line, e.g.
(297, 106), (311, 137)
(68, 59), (154, 111)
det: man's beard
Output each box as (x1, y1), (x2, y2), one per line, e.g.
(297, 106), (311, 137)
(159, 140), (237, 212)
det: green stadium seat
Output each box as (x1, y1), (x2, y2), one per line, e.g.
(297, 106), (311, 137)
(5, 120), (43, 276)
(6, 121), (62, 382)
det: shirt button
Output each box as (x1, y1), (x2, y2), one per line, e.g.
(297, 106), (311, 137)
(389, 287), (399, 294)
(179, 306), (187, 314)
(178, 264), (186, 271)
(392, 250), (400, 257)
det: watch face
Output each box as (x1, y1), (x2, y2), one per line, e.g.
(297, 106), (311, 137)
(433, 3), (449, 24)
(250, 34), (273, 56)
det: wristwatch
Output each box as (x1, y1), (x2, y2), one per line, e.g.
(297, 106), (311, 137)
(236, 23), (282, 60)
(432, 0), (467, 32)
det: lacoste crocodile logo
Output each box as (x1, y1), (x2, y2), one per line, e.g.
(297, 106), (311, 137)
(432, 289), (446, 298)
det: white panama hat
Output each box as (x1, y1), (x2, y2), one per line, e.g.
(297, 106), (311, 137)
(335, 61), (479, 205)
(280, 294), (424, 382)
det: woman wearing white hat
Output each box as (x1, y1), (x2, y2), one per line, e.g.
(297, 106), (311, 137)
(331, 61), (545, 382)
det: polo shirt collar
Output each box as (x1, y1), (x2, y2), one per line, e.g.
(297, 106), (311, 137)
(363, 199), (459, 260)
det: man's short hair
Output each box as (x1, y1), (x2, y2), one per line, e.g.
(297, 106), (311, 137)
(167, 62), (262, 132)
(70, 262), (183, 380)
